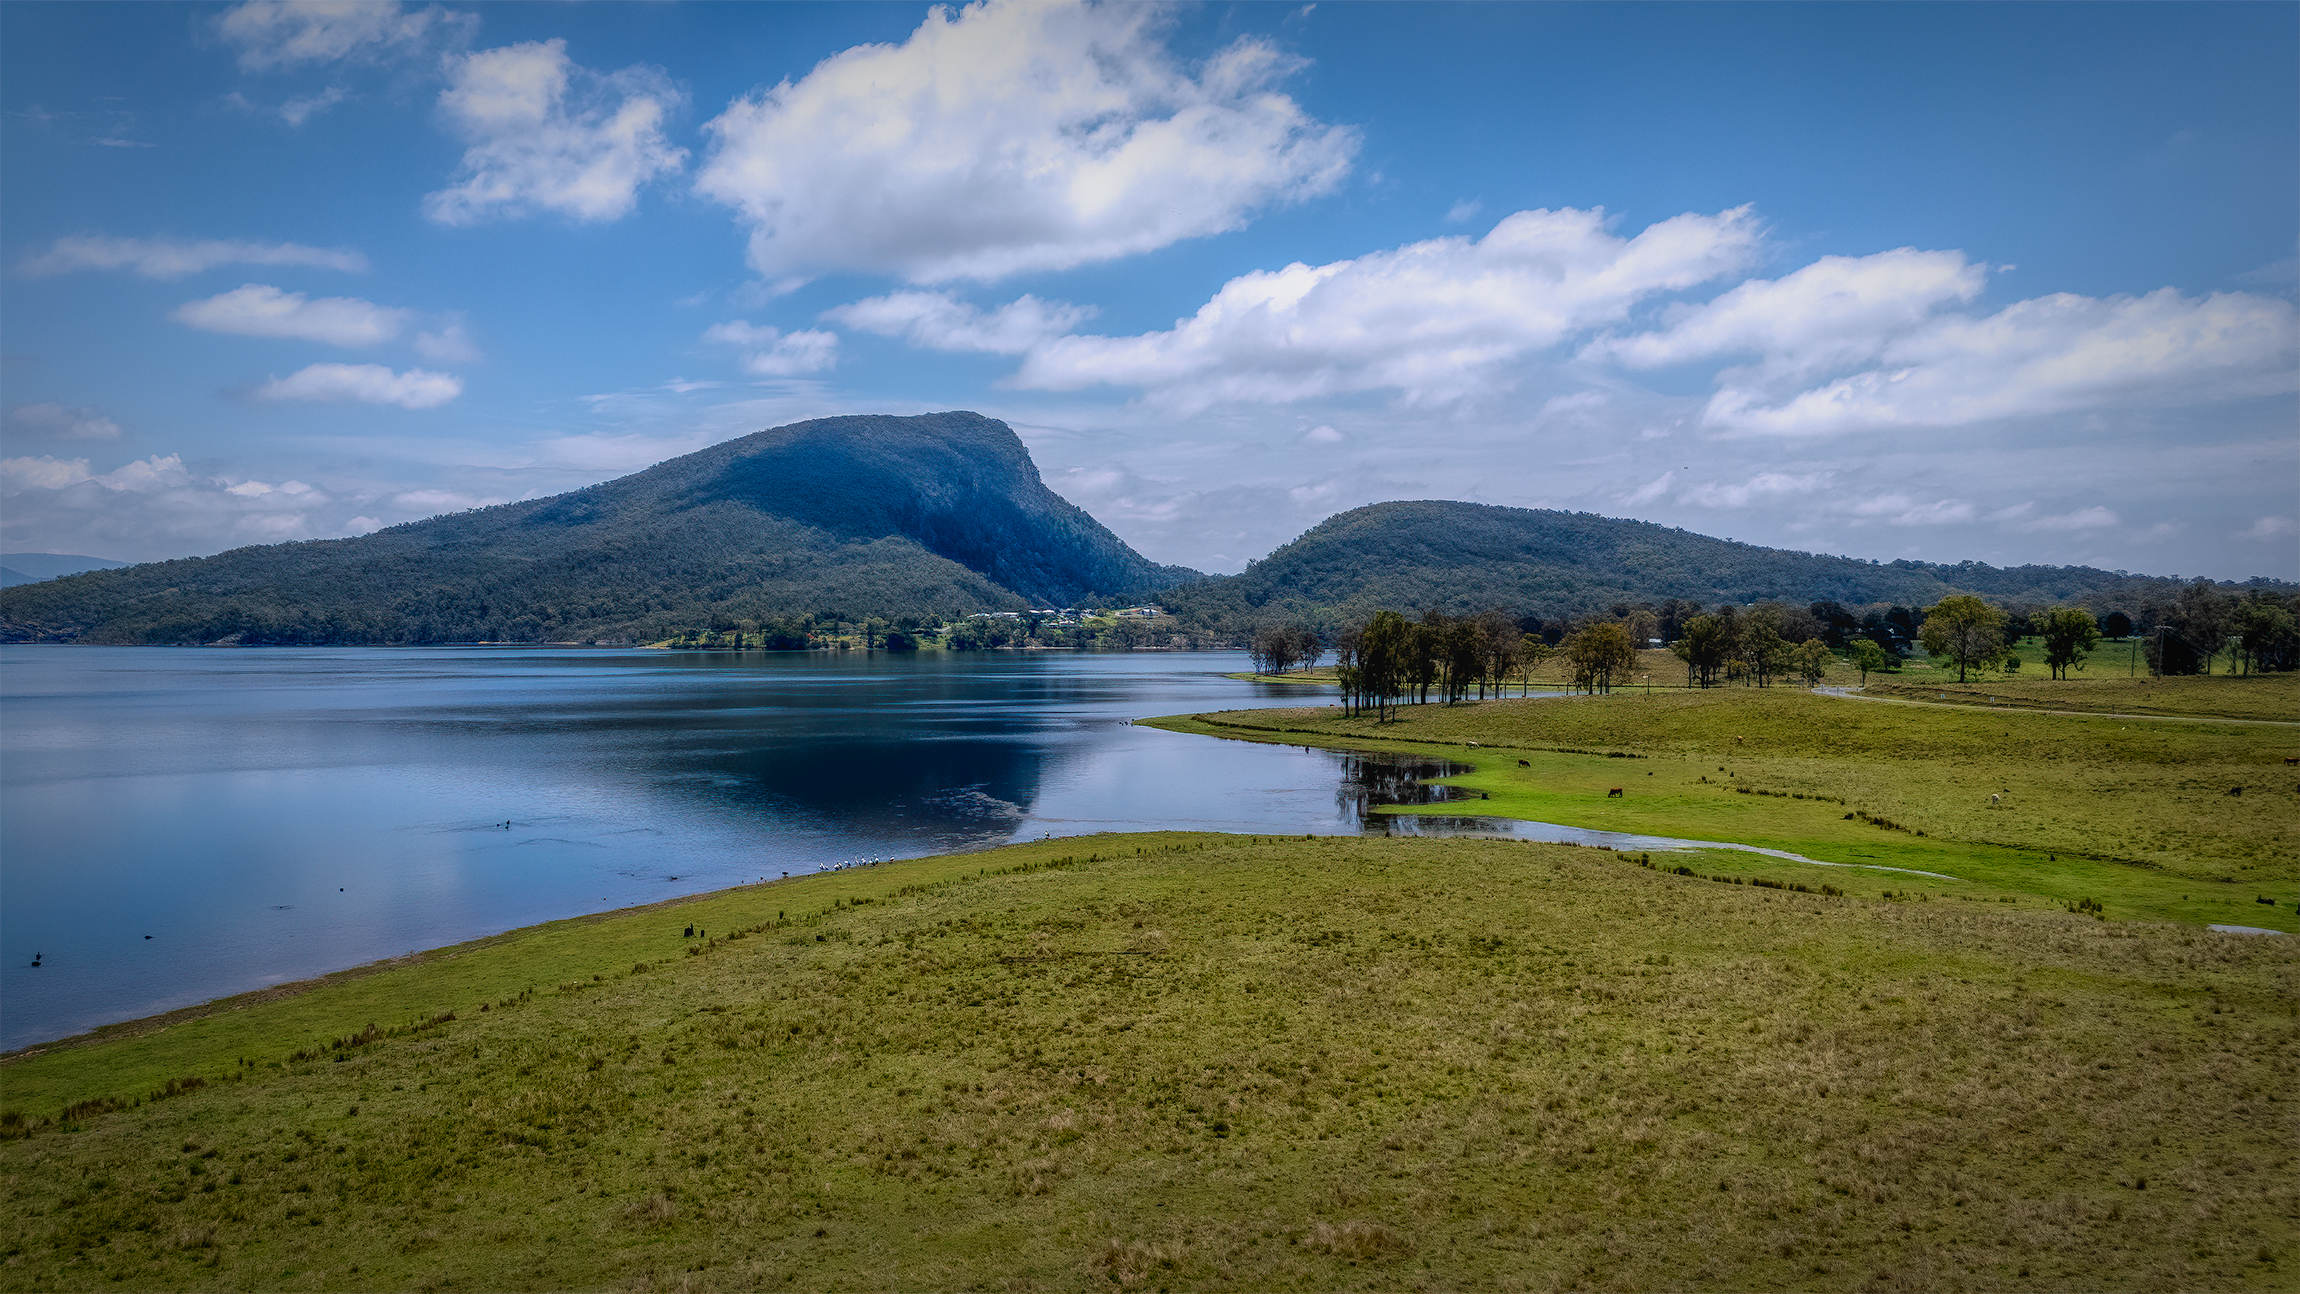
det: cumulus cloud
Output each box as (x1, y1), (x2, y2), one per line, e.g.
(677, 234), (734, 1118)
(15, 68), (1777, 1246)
(1011, 206), (1760, 408)
(7, 402), (123, 442)
(2, 454), (188, 495)
(252, 363), (462, 408)
(17, 233), (367, 279)
(694, 0), (1356, 283)
(216, 0), (470, 71)
(1587, 248), (1985, 382)
(423, 40), (686, 225)
(0, 452), (356, 556)
(1593, 248), (2299, 436)
(172, 284), (408, 346)
(825, 291), (1095, 355)
(701, 322), (839, 377)
(2238, 516), (2294, 542)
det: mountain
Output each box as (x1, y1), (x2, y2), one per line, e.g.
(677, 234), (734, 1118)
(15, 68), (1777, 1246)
(1159, 500), (2279, 631)
(0, 413), (1198, 646)
(0, 553), (129, 588)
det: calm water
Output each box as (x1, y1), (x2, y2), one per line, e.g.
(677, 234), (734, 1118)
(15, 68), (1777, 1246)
(0, 647), (1449, 1050)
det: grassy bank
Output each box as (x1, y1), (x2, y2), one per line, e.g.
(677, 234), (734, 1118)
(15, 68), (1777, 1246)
(4, 833), (2294, 1292)
(1143, 688), (2297, 929)
(1859, 672), (2299, 723)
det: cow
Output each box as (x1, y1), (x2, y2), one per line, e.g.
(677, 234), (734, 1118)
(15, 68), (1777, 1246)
(1734, 736), (1746, 745)
(1518, 759), (1530, 767)
(1607, 787), (1624, 798)
(2227, 786), (2243, 797)
(1990, 794), (2001, 807)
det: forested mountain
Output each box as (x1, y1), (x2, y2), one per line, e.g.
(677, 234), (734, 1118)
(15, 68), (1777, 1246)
(0, 413), (1198, 645)
(1158, 500), (2280, 634)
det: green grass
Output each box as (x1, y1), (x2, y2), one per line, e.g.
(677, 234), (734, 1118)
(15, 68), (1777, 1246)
(1861, 670), (2299, 723)
(4, 834), (2295, 1292)
(1143, 687), (2298, 928)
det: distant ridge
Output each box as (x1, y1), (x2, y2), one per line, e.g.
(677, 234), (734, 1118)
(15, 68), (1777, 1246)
(0, 413), (1198, 645)
(1160, 500), (2283, 630)
(4, 433), (2282, 648)
(0, 553), (129, 588)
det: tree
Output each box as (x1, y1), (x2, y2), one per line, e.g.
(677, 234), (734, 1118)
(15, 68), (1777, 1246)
(1671, 614), (1733, 688)
(1357, 611), (1412, 720)
(1849, 639), (1892, 683)
(1475, 609), (1520, 699)
(1562, 621), (1636, 694)
(2233, 596), (2297, 675)
(2037, 607), (2102, 680)
(1919, 595), (2007, 683)
(1790, 638), (1833, 687)
(2100, 610), (2133, 640)
(1290, 623), (1326, 674)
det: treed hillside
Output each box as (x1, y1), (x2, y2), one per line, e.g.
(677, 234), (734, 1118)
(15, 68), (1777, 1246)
(1160, 500), (2277, 633)
(0, 413), (1198, 646)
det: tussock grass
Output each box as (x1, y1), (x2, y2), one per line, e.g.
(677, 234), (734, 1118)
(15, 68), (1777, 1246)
(2, 834), (2295, 1291)
(1149, 687), (2298, 927)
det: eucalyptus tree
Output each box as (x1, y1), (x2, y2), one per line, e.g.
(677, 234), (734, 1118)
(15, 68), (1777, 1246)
(1357, 610), (1413, 721)
(1919, 595), (2007, 683)
(2037, 607), (2102, 679)
(1563, 621), (1637, 694)
(1849, 639), (1893, 683)
(1671, 614), (1733, 688)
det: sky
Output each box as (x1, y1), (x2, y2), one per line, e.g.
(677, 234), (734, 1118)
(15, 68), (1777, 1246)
(3, 1), (2295, 581)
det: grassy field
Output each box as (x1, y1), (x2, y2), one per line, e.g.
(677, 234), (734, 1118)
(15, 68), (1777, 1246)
(1145, 686), (2298, 930)
(3, 833), (2295, 1292)
(1859, 671), (2299, 723)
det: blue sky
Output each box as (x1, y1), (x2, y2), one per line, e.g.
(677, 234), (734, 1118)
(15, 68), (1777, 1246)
(4, 1), (2294, 580)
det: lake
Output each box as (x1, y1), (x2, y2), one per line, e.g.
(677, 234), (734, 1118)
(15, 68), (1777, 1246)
(0, 647), (1429, 1050)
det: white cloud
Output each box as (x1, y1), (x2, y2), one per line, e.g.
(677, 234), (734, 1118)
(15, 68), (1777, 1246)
(824, 291), (1095, 355)
(413, 321), (482, 363)
(2, 454), (187, 494)
(1588, 248), (1985, 382)
(278, 85), (350, 126)
(1679, 470), (1832, 509)
(18, 233), (367, 279)
(216, 1), (469, 71)
(7, 402), (123, 442)
(2013, 505), (2120, 533)
(701, 322), (839, 377)
(2238, 516), (2294, 542)
(252, 363), (462, 408)
(223, 478), (318, 499)
(1594, 249), (2299, 436)
(1620, 470), (1674, 506)
(1301, 424), (1344, 445)
(1011, 206), (1760, 408)
(1444, 198), (1483, 224)
(694, 0), (1357, 283)
(423, 40), (686, 225)
(172, 284), (408, 346)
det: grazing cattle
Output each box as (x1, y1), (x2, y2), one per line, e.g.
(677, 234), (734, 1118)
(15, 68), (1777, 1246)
(2283, 755), (2299, 765)
(2227, 786), (2243, 797)
(1733, 736), (1746, 745)
(1990, 793), (2001, 806)
(1607, 787), (1624, 798)
(1517, 759), (1530, 767)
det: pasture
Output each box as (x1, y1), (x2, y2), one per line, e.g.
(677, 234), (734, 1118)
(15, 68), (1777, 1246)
(1145, 685), (2298, 928)
(3, 834), (2294, 1292)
